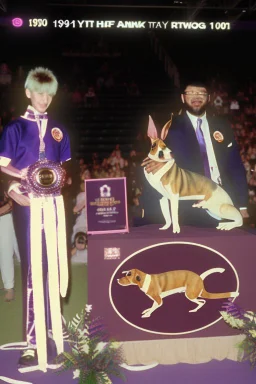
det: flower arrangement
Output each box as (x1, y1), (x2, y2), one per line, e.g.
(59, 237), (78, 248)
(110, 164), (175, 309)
(220, 299), (256, 367)
(56, 304), (126, 383)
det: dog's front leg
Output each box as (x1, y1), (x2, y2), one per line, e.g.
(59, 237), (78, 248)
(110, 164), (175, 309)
(170, 193), (180, 233)
(159, 197), (172, 230)
(141, 295), (163, 318)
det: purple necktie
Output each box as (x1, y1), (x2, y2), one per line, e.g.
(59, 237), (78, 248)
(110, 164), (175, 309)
(195, 118), (211, 179)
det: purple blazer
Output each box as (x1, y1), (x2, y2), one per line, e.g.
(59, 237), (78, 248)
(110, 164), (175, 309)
(0, 116), (71, 169)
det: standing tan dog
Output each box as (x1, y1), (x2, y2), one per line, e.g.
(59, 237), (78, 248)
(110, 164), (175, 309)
(117, 268), (238, 318)
(144, 115), (243, 233)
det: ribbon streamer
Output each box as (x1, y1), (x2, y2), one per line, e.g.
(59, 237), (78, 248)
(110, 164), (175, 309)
(28, 194), (68, 372)
(55, 195), (68, 297)
(30, 197), (47, 372)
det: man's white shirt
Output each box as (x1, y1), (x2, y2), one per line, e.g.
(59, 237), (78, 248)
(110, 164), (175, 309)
(186, 111), (222, 185)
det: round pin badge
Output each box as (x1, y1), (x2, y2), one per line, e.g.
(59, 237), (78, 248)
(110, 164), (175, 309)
(51, 127), (63, 142)
(213, 131), (224, 143)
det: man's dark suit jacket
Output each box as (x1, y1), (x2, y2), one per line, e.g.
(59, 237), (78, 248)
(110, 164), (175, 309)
(139, 112), (248, 227)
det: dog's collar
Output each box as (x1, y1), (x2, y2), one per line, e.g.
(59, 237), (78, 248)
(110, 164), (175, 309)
(140, 274), (151, 293)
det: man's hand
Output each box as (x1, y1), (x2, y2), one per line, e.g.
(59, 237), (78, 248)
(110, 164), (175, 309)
(20, 167), (28, 179)
(240, 208), (249, 220)
(73, 201), (85, 214)
(240, 209), (249, 226)
(141, 157), (165, 174)
(0, 201), (12, 216)
(8, 190), (30, 206)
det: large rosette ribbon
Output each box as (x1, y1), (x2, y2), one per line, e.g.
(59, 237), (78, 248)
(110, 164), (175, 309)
(21, 159), (68, 372)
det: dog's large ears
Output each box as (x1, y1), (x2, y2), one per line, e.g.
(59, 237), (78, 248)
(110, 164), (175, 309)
(147, 115), (158, 141)
(161, 113), (173, 140)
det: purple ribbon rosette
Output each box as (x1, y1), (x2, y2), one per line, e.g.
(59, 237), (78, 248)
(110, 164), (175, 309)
(21, 159), (66, 197)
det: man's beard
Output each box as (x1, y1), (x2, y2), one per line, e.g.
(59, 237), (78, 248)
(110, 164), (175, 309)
(185, 102), (207, 116)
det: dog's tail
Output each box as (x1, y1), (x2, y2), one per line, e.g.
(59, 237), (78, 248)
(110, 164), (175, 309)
(200, 267), (225, 281)
(200, 268), (239, 299)
(200, 290), (239, 299)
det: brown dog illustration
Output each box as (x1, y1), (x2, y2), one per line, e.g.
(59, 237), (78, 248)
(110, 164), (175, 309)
(117, 268), (238, 318)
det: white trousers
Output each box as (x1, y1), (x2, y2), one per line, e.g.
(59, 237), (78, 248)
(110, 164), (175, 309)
(0, 213), (20, 290)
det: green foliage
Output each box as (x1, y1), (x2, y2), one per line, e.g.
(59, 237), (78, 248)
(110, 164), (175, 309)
(56, 305), (126, 383)
(221, 302), (256, 369)
(220, 311), (245, 329)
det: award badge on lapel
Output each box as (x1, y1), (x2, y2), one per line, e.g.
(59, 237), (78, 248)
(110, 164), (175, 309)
(51, 127), (63, 142)
(213, 131), (224, 143)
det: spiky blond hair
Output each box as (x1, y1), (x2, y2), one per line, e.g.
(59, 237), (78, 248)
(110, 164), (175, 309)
(24, 67), (58, 96)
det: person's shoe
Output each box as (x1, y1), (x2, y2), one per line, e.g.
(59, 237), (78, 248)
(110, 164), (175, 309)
(4, 288), (15, 302)
(18, 349), (38, 366)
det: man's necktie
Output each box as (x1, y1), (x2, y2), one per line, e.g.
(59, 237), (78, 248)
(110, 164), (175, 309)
(195, 118), (211, 179)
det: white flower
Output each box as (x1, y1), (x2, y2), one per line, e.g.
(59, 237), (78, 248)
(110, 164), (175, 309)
(73, 369), (80, 379)
(94, 342), (106, 357)
(85, 304), (92, 313)
(81, 343), (89, 354)
(100, 373), (112, 383)
(110, 342), (121, 350)
(244, 311), (256, 322)
(78, 328), (89, 337)
(249, 329), (256, 338)
(93, 341), (121, 358)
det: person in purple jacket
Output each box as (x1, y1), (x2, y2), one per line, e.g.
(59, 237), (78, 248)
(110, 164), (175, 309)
(0, 67), (71, 370)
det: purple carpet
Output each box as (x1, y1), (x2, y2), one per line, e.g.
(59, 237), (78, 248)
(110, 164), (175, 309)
(0, 349), (255, 384)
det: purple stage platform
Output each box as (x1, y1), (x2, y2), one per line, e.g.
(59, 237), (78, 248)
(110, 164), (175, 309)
(1, 225), (256, 383)
(0, 350), (255, 384)
(88, 225), (256, 342)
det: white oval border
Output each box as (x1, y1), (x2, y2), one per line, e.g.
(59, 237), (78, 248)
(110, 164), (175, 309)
(109, 241), (239, 336)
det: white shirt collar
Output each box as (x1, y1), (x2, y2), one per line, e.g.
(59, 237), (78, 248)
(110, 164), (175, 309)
(28, 105), (48, 117)
(186, 110), (206, 130)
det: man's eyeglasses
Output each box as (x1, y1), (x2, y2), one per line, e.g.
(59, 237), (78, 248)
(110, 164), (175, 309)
(183, 91), (208, 96)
